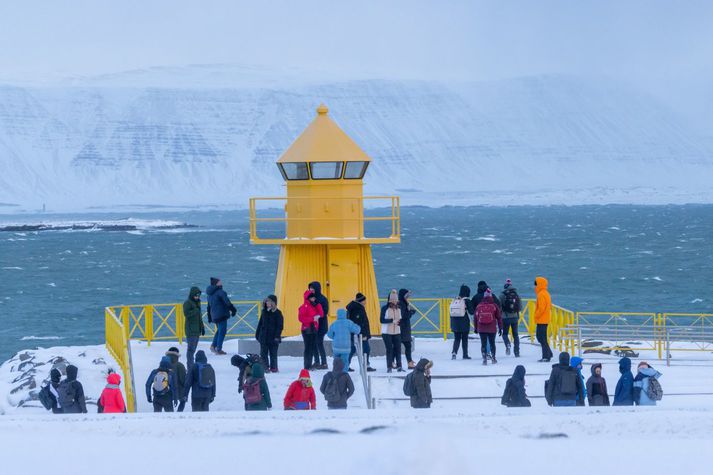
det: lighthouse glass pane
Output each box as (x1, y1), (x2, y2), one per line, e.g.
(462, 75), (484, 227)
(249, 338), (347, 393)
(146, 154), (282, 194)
(279, 162), (309, 180)
(310, 161), (344, 180)
(344, 161), (369, 179)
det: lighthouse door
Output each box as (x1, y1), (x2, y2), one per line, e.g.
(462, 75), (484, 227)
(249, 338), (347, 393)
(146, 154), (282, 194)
(327, 247), (360, 318)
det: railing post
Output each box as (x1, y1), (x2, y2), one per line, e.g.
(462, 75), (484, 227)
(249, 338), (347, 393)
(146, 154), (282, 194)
(176, 304), (185, 344)
(577, 325), (582, 357)
(145, 305), (154, 346)
(666, 327), (671, 367)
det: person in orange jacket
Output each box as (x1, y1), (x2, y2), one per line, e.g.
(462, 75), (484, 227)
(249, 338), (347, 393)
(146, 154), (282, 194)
(534, 276), (553, 362)
(284, 369), (317, 410)
(98, 372), (126, 413)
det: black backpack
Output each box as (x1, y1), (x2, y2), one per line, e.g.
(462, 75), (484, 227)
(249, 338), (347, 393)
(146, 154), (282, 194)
(57, 380), (77, 408)
(559, 370), (578, 396)
(502, 289), (521, 313)
(38, 385), (55, 410)
(403, 372), (416, 396)
(197, 363), (216, 389)
(323, 374), (341, 403)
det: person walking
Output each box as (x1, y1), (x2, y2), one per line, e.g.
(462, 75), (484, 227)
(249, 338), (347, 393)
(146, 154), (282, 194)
(309, 281), (330, 370)
(499, 279), (521, 357)
(243, 363), (272, 411)
(255, 294), (284, 373)
(475, 289), (503, 365)
(183, 286), (205, 368)
(398, 289), (417, 369)
(586, 363), (610, 406)
(145, 356), (178, 412)
(409, 358), (433, 409)
(633, 362), (663, 406)
(183, 350), (216, 412)
(299, 290), (323, 370)
(283, 369), (317, 410)
(327, 308), (361, 372)
(613, 357), (635, 406)
(165, 347), (187, 412)
(501, 365), (531, 407)
(319, 358), (355, 409)
(450, 285), (474, 360)
(347, 293), (375, 372)
(57, 365), (88, 414)
(98, 372), (126, 413)
(534, 276), (554, 362)
(545, 352), (585, 407)
(380, 289), (403, 372)
(570, 356), (586, 406)
(206, 277), (236, 355)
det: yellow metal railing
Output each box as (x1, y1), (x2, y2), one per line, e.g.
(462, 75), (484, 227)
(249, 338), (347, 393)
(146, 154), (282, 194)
(104, 307), (136, 412)
(661, 313), (713, 353)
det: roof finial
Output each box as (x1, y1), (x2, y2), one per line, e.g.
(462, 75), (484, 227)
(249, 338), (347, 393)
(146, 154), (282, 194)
(316, 103), (329, 116)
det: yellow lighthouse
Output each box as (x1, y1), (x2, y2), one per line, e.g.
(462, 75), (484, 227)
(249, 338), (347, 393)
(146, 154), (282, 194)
(249, 104), (400, 337)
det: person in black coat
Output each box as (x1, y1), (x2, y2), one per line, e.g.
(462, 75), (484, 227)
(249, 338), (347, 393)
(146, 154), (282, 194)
(309, 281), (329, 369)
(165, 347), (187, 412)
(255, 294), (284, 372)
(451, 284), (474, 360)
(48, 368), (63, 414)
(501, 365), (531, 407)
(58, 365), (88, 414)
(182, 350), (216, 412)
(398, 288), (416, 369)
(545, 352), (585, 407)
(346, 293), (374, 371)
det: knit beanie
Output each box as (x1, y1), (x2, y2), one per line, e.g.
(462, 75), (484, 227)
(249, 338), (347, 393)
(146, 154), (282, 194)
(355, 292), (366, 302)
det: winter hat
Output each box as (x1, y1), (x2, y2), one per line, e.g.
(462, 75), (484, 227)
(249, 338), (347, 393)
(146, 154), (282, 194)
(388, 289), (399, 304)
(298, 369), (311, 380)
(484, 288), (493, 298)
(355, 292), (366, 302)
(107, 373), (121, 385)
(50, 368), (61, 384)
(504, 279), (512, 289)
(638, 361), (650, 369)
(166, 347), (180, 356)
(210, 277), (220, 286)
(266, 294), (278, 305)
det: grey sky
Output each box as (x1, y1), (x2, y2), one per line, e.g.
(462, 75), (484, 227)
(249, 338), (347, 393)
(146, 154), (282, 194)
(0, 0), (712, 85)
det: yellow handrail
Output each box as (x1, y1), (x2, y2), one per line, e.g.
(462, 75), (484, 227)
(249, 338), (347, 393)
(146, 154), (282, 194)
(104, 307), (136, 412)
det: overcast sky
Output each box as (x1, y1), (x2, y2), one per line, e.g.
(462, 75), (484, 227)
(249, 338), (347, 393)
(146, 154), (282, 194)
(1, 0), (712, 86)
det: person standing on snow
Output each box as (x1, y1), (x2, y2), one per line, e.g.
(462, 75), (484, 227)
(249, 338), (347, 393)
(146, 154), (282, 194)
(57, 364), (87, 414)
(586, 363), (610, 406)
(327, 308), (361, 372)
(570, 356), (587, 406)
(633, 361), (663, 406)
(450, 285), (474, 360)
(475, 289), (503, 365)
(409, 358), (433, 409)
(320, 357), (355, 409)
(501, 365), (531, 407)
(206, 277), (237, 355)
(545, 352), (584, 407)
(165, 347), (187, 412)
(298, 290), (324, 370)
(284, 369), (317, 410)
(183, 350), (216, 412)
(309, 281), (330, 370)
(380, 289), (403, 372)
(534, 276), (554, 362)
(398, 289), (417, 369)
(613, 357), (635, 406)
(499, 279), (521, 357)
(98, 371), (126, 413)
(183, 286), (205, 368)
(146, 356), (178, 412)
(49, 368), (63, 414)
(255, 294), (284, 373)
(347, 293), (375, 372)
(473, 280), (500, 357)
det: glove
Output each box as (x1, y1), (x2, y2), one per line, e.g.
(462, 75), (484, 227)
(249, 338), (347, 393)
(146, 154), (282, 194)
(229, 305), (237, 317)
(498, 329), (503, 336)
(274, 337), (281, 343)
(147, 397), (152, 404)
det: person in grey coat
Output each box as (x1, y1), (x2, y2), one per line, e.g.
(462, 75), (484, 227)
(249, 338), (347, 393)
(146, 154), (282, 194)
(319, 357), (354, 409)
(410, 358), (433, 408)
(633, 361), (663, 406)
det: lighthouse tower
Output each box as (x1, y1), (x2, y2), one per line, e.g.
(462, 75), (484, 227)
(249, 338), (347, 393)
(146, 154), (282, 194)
(249, 104), (400, 337)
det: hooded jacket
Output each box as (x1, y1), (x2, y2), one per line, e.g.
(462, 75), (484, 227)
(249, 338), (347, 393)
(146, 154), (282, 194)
(473, 281), (501, 308)
(165, 349), (187, 397)
(49, 368), (62, 414)
(183, 287), (204, 337)
(256, 301), (284, 345)
(570, 356), (586, 405)
(499, 286), (522, 319)
(298, 290), (324, 332)
(633, 366), (662, 406)
(502, 365), (531, 408)
(475, 295), (503, 334)
(206, 283), (235, 323)
(98, 373), (126, 413)
(586, 363), (610, 406)
(451, 285), (474, 334)
(346, 299), (371, 339)
(327, 309), (362, 354)
(60, 365), (88, 414)
(309, 281), (329, 335)
(410, 358), (433, 409)
(244, 363), (272, 410)
(184, 350), (216, 401)
(145, 356), (178, 403)
(534, 277), (552, 324)
(398, 289), (416, 342)
(284, 369), (317, 410)
(319, 358), (354, 409)
(613, 357), (635, 406)
(545, 352), (584, 405)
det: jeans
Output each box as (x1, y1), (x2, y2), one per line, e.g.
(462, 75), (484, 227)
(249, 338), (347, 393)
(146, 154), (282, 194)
(349, 339), (371, 366)
(502, 318), (520, 355)
(382, 334), (402, 369)
(402, 338), (413, 363)
(302, 331), (316, 369)
(333, 353), (350, 372)
(554, 399), (577, 407)
(313, 332), (327, 366)
(452, 332), (469, 357)
(479, 332), (497, 357)
(211, 320), (227, 351)
(191, 397), (210, 412)
(186, 336), (199, 368)
(536, 324), (553, 360)
(260, 341), (280, 371)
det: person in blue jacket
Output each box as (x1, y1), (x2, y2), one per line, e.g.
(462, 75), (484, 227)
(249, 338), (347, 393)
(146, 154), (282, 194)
(206, 277), (236, 355)
(146, 356), (178, 412)
(633, 361), (663, 406)
(570, 356), (587, 406)
(613, 356), (634, 406)
(327, 309), (361, 372)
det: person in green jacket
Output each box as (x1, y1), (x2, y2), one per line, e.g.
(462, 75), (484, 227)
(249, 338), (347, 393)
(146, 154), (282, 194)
(243, 363), (272, 411)
(184, 287), (205, 368)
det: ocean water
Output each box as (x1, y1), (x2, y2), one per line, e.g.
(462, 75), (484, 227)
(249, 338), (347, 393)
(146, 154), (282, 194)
(1, 205), (712, 361)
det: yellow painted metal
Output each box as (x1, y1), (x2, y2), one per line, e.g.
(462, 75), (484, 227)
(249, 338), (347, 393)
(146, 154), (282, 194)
(104, 307), (136, 412)
(661, 313), (713, 354)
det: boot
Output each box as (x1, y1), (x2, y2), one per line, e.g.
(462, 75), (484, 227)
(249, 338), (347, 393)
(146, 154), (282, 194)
(209, 345), (216, 354)
(367, 366), (376, 372)
(491, 356), (498, 364)
(452, 353), (457, 360)
(505, 345), (511, 356)
(408, 361), (416, 369)
(482, 354), (488, 365)
(463, 355), (471, 360)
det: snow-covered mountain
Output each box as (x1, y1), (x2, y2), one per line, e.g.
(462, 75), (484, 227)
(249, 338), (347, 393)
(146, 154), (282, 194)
(1, 68), (713, 211)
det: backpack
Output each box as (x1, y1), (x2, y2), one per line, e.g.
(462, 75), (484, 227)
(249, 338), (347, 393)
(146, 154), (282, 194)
(646, 377), (663, 401)
(57, 380), (76, 408)
(559, 370), (578, 396)
(197, 363), (215, 389)
(502, 290), (521, 314)
(38, 385), (54, 410)
(323, 374), (341, 403)
(476, 302), (496, 325)
(242, 378), (263, 405)
(403, 372), (416, 396)
(449, 297), (467, 317)
(152, 370), (170, 395)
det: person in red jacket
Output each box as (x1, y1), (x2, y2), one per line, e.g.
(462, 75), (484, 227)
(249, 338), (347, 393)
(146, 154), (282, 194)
(98, 372), (126, 413)
(298, 290), (324, 370)
(284, 369), (317, 410)
(475, 288), (503, 365)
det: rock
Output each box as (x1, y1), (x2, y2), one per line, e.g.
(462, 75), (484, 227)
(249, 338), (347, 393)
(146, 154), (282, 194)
(92, 357), (106, 365)
(18, 352), (33, 362)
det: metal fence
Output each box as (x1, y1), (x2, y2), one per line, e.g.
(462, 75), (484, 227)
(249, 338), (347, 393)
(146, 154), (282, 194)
(104, 307), (137, 412)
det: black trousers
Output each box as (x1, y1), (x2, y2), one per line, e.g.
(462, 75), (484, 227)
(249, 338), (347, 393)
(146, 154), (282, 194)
(152, 394), (174, 413)
(260, 342), (280, 371)
(382, 334), (402, 369)
(452, 332), (469, 357)
(479, 332), (497, 357)
(191, 397), (210, 412)
(402, 338), (413, 363)
(502, 318), (520, 355)
(313, 332), (327, 366)
(536, 324), (553, 359)
(302, 331), (316, 369)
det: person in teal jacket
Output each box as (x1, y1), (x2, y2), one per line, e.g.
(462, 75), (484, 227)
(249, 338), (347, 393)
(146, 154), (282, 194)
(570, 356), (586, 406)
(244, 363), (272, 411)
(327, 309), (361, 372)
